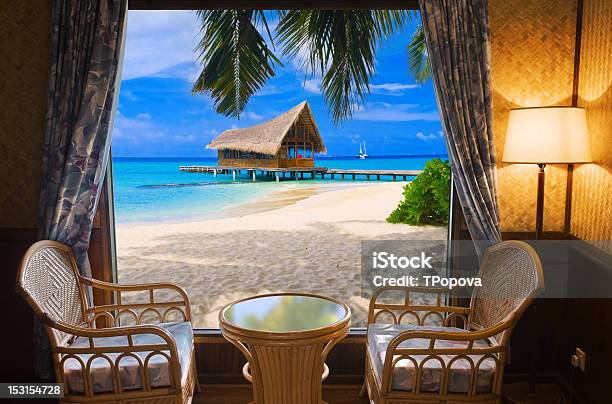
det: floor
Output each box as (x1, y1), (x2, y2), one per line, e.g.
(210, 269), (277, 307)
(194, 384), (369, 404)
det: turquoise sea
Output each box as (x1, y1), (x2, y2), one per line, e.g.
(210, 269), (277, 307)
(112, 155), (448, 224)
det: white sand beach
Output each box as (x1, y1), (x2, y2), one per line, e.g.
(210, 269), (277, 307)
(116, 181), (446, 328)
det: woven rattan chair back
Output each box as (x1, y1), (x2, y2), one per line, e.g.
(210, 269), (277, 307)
(16, 240), (88, 346)
(468, 240), (544, 344)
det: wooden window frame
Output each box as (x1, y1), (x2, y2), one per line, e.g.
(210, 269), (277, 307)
(128, 0), (419, 10)
(94, 0), (465, 341)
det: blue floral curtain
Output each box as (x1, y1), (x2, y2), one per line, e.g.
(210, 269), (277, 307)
(35, 0), (127, 378)
(419, 0), (502, 252)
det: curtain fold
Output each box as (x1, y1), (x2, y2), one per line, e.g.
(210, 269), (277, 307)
(35, 0), (126, 378)
(419, 0), (502, 252)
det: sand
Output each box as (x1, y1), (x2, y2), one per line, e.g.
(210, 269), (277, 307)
(115, 181), (447, 328)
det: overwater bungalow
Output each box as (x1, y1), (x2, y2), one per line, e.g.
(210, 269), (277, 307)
(207, 101), (326, 168)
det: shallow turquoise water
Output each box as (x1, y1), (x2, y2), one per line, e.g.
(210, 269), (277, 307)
(111, 155), (447, 224)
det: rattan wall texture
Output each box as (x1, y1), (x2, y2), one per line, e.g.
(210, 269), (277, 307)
(0, 1), (53, 228)
(490, 0), (578, 232)
(573, 0), (612, 247)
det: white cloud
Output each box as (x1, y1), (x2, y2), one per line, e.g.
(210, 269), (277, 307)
(303, 78), (322, 94)
(122, 11), (200, 81)
(175, 134), (196, 142)
(416, 132), (440, 141)
(254, 85), (285, 97)
(135, 113), (151, 120)
(244, 111), (264, 120)
(112, 111), (165, 142)
(369, 82), (420, 96)
(291, 43), (319, 73)
(348, 134), (362, 144)
(255, 16), (279, 41)
(122, 90), (139, 101)
(353, 103), (440, 122)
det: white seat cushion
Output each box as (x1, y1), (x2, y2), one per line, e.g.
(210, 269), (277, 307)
(63, 321), (193, 394)
(367, 323), (496, 394)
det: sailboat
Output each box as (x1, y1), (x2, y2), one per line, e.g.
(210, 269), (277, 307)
(359, 141), (369, 159)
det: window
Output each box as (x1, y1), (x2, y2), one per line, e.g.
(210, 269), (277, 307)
(305, 144), (313, 158)
(110, 7), (448, 330)
(288, 143), (296, 159)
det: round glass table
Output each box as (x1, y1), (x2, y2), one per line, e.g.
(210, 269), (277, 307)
(219, 293), (351, 404)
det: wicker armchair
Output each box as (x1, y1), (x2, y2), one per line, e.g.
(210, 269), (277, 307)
(360, 240), (544, 404)
(15, 240), (199, 404)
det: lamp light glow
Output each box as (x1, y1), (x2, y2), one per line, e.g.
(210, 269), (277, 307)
(503, 107), (591, 164)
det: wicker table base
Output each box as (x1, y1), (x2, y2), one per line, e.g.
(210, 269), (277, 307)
(219, 293), (351, 404)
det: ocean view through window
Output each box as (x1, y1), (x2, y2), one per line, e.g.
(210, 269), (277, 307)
(111, 9), (449, 328)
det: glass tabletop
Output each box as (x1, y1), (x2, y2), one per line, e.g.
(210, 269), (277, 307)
(222, 294), (348, 333)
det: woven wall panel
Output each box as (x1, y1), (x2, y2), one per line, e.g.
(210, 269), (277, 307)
(0, 1), (53, 228)
(572, 0), (612, 247)
(490, 0), (578, 232)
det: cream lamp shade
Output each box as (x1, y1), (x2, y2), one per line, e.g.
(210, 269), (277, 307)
(503, 107), (591, 163)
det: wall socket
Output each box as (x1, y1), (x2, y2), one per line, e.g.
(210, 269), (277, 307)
(571, 347), (586, 371)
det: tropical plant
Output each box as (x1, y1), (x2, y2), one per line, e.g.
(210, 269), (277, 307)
(406, 24), (431, 84)
(387, 158), (451, 225)
(193, 10), (282, 118)
(193, 10), (410, 123)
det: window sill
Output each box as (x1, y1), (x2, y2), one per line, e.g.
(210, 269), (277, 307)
(194, 328), (367, 344)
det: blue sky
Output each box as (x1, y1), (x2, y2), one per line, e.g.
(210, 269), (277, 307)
(112, 11), (445, 158)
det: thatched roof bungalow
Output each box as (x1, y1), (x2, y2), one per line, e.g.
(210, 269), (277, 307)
(207, 101), (326, 168)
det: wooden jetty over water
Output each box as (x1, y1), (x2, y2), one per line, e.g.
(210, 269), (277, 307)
(179, 165), (422, 182)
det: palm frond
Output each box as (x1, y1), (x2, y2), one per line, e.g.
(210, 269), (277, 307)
(192, 10), (282, 118)
(407, 25), (431, 84)
(276, 10), (409, 123)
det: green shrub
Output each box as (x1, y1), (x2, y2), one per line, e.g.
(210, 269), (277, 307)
(387, 158), (451, 225)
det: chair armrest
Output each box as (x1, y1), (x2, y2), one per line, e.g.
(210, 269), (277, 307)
(387, 320), (511, 349)
(378, 321), (512, 393)
(79, 277), (191, 325)
(45, 315), (184, 394)
(48, 316), (178, 350)
(368, 285), (471, 327)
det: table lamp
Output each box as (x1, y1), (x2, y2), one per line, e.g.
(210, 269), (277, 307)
(503, 106), (591, 402)
(503, 106), (591, 239)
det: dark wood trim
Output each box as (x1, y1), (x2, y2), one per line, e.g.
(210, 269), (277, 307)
(129, 0), (418, 10)
(449, 180), (464, 242)
(94, 175), (116, 308)
(195, 332), (367, 386)
(89, 158), (117, 321)
(0, 228), (109, 243)
(199, 373), (365, 386)
(0, 227), (39, 241)
(501, 231), (577, 241)
(535, 164), (546, 240)
(99, 157), (118, 285)
(193, 383), (369, 403)
(571, 0), (584, 107)
(565, 0), (584, 235)
(195, 328), (367, 341)
(0, 228), (44, 381)
(564, 163), (574, 233)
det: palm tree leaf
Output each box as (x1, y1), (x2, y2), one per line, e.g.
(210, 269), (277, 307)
(276, 10), (408, 123)
(407, 24), (431, 84)
(192, 10), (283, 118)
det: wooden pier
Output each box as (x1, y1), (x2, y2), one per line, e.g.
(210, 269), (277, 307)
(179, 165), (421, 182)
